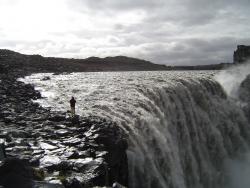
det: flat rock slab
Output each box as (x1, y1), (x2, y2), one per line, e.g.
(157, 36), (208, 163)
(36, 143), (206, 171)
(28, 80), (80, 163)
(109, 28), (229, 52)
(40, 142), (58, 150)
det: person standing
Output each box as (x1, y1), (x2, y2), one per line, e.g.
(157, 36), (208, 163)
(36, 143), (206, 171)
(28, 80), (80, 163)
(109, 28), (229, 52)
(70, 97), (76, 117)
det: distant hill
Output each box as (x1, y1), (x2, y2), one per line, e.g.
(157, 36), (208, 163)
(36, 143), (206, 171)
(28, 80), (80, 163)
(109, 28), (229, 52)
(0, 49), (231, 75)
(0, 49), (169, 74)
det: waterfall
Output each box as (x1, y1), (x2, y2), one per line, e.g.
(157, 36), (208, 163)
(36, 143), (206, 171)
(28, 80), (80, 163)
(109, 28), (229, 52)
(126, 77), (250, 188)
(20, 70), (250, 188)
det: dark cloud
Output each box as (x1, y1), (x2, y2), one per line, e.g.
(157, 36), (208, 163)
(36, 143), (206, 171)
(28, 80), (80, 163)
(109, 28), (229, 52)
(68, 0), (250, 27)
(128, 37), (250, 65)
(75, 0), (249, 34)
(1, 0), (249, 66)
(68, 0), (163, 12)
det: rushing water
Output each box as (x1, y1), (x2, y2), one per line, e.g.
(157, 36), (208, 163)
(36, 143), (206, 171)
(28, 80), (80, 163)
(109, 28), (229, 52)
(19, 71), (250, 188)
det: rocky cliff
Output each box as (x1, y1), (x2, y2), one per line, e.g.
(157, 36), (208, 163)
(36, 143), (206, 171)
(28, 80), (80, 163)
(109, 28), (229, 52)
(234, 45), (250, 64)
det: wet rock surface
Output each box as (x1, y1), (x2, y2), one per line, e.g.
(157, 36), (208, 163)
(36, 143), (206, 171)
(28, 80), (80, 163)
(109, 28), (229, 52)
(0, 73), (128, 188)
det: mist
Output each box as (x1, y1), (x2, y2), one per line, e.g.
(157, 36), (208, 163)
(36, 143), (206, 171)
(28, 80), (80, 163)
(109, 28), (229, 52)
(224, 152), (250, 188)
(215, 62), (250, 188)
(214, 61), (250, 99)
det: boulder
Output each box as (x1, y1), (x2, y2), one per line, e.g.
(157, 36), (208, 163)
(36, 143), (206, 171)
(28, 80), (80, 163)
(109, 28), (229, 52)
(39, 155), (61, 170)
(55, 129), (70, 137)
(0, 158), (34, 188)
(49, 115), (66, 122)
(41, 76), (51, 81)
(70, 115), (80, 125)
(0, 139), (6, 160)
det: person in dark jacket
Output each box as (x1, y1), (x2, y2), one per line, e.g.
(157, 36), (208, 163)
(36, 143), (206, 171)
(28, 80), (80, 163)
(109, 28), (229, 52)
(70, 97), (76, 117)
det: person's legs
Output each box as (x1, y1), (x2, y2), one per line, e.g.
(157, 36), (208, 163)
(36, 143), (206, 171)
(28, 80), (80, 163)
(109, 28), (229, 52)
(71, 107), (73, 117)
(71, 106), (75, 117)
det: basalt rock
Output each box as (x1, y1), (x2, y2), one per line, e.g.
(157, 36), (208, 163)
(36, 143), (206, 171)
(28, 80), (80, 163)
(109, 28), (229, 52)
(0, 158), (34, 188)
(0, 72), (128, 187)
(233, 45), (250, 64)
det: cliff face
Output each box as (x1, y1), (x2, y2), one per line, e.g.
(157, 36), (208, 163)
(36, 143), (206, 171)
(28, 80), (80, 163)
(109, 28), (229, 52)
(234, 45), (250, 63)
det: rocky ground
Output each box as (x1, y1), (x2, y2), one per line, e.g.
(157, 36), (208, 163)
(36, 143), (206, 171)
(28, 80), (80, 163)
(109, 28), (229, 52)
(0, 72), (128, 188)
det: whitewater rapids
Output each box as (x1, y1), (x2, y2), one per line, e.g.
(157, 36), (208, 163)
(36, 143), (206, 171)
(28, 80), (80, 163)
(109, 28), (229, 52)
(20, 71), (250, 188)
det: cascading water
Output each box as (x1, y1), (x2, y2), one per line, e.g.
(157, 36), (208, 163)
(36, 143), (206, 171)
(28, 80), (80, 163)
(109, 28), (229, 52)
(19, 70), (250, 188)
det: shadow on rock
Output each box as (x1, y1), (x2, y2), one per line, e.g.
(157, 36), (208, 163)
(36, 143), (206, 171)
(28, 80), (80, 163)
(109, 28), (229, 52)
(0, 158), (34, 188)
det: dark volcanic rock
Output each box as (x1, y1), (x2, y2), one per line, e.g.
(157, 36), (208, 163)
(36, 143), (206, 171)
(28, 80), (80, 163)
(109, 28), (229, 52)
(234, 45), (250, 64)
(0, 48), (129, 187)
(41, 76), (51, 81)
(48, 114), (66, 122)
(0, 158), (34, 188)
(0, 71), (128, 187)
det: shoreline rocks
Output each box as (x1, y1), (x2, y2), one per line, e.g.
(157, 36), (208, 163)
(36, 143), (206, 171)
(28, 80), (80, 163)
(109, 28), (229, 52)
(0, 72), (128, 188)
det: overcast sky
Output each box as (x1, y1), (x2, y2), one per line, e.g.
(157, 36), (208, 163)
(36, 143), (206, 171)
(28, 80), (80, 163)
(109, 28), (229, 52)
(0, 0), (250, 65)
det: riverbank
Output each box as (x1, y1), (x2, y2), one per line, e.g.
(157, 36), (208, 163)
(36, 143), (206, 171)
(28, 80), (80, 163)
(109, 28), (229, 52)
(0, 71), (128, 187)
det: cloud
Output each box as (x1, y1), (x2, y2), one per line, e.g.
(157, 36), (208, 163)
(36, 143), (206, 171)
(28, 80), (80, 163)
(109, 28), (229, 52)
(125, 37), (250, 65)
(68, 0), (163, 12)
(0, 0), (249, 65)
